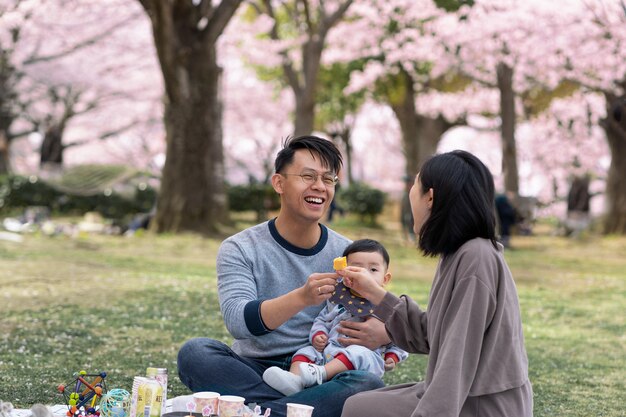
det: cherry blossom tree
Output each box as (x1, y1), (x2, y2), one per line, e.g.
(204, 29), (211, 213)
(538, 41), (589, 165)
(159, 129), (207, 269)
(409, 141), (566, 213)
(135, 0), (243, 234)
(1, 0), (156, 175)
(239, 0), (356, 136)
(220, 47), (293, 184)
(341, 0), (472, 178)
(0, 0), (37, 173)
(558, 0), (626, 233)
(519, 92), (610, 207)
(437, 0), (575, 194)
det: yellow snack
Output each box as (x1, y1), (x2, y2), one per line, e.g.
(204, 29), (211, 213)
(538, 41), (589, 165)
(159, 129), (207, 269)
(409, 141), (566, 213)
(333, 256), (347, 270)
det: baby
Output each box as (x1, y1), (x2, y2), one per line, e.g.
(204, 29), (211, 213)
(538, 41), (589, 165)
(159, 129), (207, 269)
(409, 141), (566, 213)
(263, 239), (408, 395)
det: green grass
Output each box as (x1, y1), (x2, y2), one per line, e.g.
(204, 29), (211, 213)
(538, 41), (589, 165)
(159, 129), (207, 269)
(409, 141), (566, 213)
(0, 214), (625, 416)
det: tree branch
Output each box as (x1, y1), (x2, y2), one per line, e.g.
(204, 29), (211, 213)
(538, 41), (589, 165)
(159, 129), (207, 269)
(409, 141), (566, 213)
(262, 0), (302, 95)
(63, 119), (141, 150)
(319, 0), (353, 39)
(204, 0), (244, 44)
(23, 11), (143, 65)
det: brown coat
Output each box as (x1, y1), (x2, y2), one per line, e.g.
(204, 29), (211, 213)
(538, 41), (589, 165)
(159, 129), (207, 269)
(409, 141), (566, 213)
(342, 238), (533, 417)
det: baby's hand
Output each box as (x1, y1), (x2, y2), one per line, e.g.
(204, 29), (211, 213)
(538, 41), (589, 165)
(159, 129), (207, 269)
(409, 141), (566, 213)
(312, 333), (328, 352)
(384, 357), (396, 372)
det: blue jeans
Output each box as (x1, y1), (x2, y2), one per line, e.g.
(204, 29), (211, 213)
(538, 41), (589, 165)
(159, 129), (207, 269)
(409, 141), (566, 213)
(177, 338), (384, 417)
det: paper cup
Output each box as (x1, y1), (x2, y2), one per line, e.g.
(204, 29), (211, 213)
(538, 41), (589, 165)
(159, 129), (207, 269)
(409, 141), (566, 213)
(286, 403), (314, 417)
(218, 395), (245, 417)
(192, 392), (220, 415)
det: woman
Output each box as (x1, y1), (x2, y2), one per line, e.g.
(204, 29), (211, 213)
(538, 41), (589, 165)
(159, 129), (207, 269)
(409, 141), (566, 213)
(338, 150), (533, 417)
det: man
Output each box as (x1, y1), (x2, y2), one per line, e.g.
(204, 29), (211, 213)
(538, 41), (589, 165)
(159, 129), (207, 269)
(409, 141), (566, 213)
(177, 136), (388, 417)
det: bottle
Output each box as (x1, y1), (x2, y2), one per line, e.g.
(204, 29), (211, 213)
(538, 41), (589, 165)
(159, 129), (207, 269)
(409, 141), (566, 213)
(146, 367), (168, 416)
(147, 379), (163, 417)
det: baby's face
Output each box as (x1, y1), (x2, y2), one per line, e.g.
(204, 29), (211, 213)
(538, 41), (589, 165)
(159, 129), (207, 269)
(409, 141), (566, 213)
(346, 251), (388, 287)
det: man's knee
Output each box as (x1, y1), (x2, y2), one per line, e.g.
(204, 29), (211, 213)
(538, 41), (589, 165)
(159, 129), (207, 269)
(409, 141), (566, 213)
(178, 338), (226, 371)
(335, 370), (384, 391)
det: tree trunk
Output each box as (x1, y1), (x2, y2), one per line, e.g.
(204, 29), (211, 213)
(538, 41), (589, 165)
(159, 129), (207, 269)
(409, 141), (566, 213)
(601, 92), (626, 234)
(269, 1), (354, 137)
(416, 114), (459, 169)
(342, 130), (353, 185)
(139, 0), (241, 234)
(389, 70), (420, 179)
(0, 132), (9, 174)
(153, 50), (226, 234)
(389, 70), (461, 179)
(293, 40), (323, 137)
(497, 62), (519, 194)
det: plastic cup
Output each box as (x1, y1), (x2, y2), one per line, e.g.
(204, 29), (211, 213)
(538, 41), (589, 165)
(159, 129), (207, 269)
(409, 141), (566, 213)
(218, 395), (245, 417)
(286, 403), (314, 417)
(192, 392), (220, 415)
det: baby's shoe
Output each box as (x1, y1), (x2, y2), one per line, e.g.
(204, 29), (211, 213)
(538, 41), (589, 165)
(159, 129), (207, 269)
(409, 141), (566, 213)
(263, 366), (304, 396)
(297, 362), (327, 388)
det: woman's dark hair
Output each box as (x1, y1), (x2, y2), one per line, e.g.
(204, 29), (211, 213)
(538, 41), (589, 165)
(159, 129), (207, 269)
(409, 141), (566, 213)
(275, 136), (343, 174)
(342, 238), (390, 269)
(418, 150), (498, 257)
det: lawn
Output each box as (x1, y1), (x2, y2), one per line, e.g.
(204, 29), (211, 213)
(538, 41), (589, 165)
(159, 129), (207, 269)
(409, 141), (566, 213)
(0, 213), (624, 416)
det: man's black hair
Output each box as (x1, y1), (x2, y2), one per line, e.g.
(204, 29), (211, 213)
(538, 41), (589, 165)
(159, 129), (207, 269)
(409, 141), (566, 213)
(342, 238), (390, 269)
(418, 150), (498, 257)
(275, 135), (343, 174)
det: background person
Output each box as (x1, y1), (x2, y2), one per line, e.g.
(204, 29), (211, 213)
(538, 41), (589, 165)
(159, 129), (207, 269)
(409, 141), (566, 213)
(339, 150), (533, 417)
(495, 191), (518, 248)
(176, 136), (387, 417)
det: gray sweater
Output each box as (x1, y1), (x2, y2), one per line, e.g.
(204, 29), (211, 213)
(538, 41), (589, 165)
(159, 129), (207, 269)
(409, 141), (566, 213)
(216, 219), (351, 358)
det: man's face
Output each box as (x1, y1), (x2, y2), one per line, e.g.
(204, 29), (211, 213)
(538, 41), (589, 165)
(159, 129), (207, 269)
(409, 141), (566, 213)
(273, 149), (336, 223)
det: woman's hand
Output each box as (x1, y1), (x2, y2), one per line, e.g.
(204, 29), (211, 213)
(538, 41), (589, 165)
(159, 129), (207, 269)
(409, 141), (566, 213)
(337, 266), (387, 305)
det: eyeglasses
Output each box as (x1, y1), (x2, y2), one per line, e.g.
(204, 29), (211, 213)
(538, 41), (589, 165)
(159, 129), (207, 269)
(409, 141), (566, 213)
(281, 172), (339, 186)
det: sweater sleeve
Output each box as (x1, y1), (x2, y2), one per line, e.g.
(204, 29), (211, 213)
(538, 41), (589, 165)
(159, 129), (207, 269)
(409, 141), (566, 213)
(217, 238), (267, 339)
(413, 276), (496, 417)
(309, 303), (336, 342)
(375, 292), (429, 354)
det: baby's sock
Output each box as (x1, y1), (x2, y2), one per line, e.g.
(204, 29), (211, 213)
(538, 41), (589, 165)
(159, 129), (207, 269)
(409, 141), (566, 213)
(297, 362), (327, 388)
(263, 366), (305, 396)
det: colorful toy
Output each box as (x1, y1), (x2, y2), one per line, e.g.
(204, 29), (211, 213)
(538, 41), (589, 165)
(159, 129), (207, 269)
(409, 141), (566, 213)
(57, 370), (108, 417)
(99, 389), (131, 417)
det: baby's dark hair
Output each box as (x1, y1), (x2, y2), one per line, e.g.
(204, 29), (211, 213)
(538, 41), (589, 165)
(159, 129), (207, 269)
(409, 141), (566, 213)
(342, 239), (390, 268)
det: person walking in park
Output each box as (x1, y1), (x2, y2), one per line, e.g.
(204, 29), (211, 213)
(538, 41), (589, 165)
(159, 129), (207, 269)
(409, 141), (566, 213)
(177, 136), (387, 417)
(339, 150), (533, 417)
(495, 191), (518, 248)
(326, 181), (345, 223)
(400, 175), (416, 244)
(262, 239), (408, 396)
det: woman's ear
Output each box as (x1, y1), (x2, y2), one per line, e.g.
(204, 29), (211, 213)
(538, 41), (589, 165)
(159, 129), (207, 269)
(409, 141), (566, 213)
(271, 173), (283, 195)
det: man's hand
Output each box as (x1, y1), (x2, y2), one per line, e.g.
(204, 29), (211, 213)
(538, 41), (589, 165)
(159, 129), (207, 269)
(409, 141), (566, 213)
(260, 272), (337, 330)
(312, 333), (328, 352)
(301, 272), (340, 306)
(337, 316), (391, 350)
(384, 357), (396, 372)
